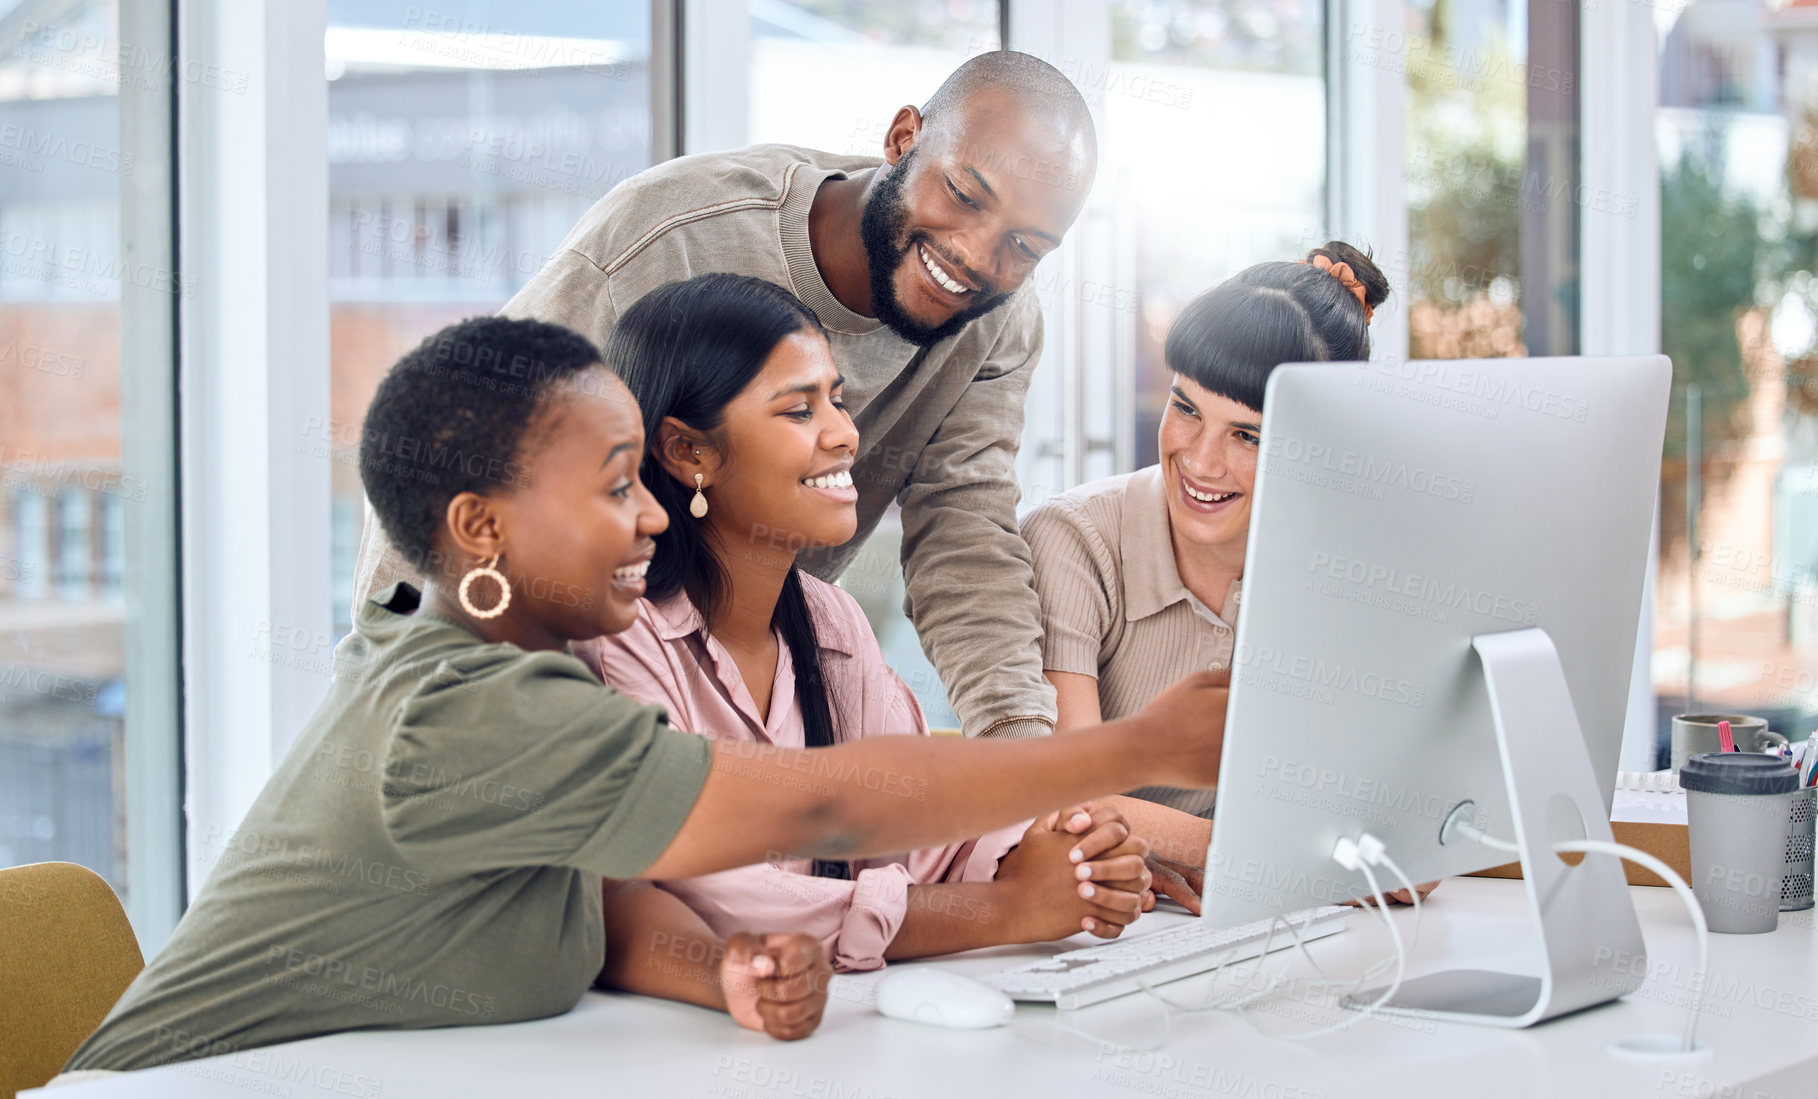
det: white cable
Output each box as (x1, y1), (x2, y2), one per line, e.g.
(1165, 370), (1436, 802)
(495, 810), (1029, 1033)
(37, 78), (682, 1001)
(1554, 839), (1709, 1054)
(1089, 826), (1701, 1053)
(1135, 880), (1407, 1015)
(1367, 850), (1424, 955)
(1450, 818), (1519, 855)
(1150, 833), (1420, 1016)
(1119, 832), (1420, 1040)
(1451, 822), (1710, 1054)
(1230, 853), (1424, 1010)
(1134, 912), (1293, 1013)
(1173, 834), (1411, 1036)
(1236, 858), (1408, 1040)
(1042, 1001), (1176, 1054)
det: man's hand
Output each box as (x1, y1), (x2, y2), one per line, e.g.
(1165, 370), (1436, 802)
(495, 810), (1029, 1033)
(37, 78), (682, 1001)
(1345, 881), (1441, 907)
(720, 932), (832, 1041)
(1134, 671), (1230, 789)
(1146, 853), (1204, 915)
(995, 804), (1152, 941)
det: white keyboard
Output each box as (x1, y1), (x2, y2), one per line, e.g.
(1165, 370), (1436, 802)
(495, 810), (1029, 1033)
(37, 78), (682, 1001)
(985, 906), (1352, 1010)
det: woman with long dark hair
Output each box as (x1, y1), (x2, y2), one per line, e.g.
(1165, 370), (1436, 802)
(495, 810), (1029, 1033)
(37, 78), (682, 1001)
(578, 273), (1159, 977)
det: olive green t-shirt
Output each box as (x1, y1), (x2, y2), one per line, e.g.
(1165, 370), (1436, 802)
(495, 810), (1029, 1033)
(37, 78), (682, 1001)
(68, 583), (712, 1072)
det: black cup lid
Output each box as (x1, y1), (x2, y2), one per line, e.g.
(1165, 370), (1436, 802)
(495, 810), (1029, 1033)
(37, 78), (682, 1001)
(1679, 752), (1799, 795)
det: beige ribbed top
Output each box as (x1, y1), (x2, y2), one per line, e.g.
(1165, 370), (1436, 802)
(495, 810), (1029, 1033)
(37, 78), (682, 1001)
(1021, 465), (1238, 818)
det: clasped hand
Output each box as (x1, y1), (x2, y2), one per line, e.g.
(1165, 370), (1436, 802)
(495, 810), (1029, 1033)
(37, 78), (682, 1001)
(994, 803), (1155, 941)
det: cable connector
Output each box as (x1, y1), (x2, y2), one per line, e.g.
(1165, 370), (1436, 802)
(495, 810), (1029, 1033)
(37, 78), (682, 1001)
(1450, 817), (1518, 855)
(1331, 833), (1388, 871)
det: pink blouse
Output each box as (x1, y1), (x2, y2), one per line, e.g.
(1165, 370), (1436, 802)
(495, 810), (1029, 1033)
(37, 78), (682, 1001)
(571, 574), (1026, 971)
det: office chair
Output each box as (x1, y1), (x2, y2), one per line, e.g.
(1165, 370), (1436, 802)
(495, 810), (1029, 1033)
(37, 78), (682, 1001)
(0, 862), (144, 1099)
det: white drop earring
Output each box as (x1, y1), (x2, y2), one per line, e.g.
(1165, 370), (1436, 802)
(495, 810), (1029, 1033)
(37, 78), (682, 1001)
(690, 473), (708, 518)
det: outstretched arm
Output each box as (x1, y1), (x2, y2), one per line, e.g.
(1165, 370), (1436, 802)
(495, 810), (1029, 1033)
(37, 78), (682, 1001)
(640, 672), (1227, 880)
(1045, 676), (1215, 914)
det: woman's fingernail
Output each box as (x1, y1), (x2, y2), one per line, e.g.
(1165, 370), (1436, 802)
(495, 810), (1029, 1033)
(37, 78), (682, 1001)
(1079, 883), (1096, 899)
(1075, 864), (1092, 880)
(1069, 847), (1085, 863)
(1082, 918), (1096, 932)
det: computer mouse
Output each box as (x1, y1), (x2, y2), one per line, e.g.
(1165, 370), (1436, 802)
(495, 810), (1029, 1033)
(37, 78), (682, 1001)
(874, 967), (1015, 1029)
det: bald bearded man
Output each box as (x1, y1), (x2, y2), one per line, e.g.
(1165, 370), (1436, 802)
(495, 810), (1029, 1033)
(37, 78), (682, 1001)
(349, 50), (1097, 740)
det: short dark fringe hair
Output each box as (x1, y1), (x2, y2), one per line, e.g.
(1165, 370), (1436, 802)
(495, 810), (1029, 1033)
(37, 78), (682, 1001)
(359, 316), (605, 565)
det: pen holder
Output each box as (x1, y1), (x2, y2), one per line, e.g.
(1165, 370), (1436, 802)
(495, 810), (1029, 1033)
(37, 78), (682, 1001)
(1785, 786), (1816, 913)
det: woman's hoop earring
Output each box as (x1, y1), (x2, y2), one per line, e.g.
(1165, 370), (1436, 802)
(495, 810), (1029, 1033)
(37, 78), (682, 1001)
(458, 555), (512, 619)
(690, 473), (709, 519)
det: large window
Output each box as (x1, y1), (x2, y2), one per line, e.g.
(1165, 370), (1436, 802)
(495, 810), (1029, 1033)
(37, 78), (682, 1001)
(0, 0), (161, 912)
(1106, 0), (1328, 473)
(1655, 0), (1817, 757)
(677, 1), (1006, 726)
(746, 0), (1000, 154)
(682, 1), (1328, 725)
(1402, 0), (1579, 361)
(323, 1), (654, 633)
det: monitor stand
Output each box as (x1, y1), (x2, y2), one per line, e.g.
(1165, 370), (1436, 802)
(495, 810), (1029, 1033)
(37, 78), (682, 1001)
(1345, 627), (1647, 1027)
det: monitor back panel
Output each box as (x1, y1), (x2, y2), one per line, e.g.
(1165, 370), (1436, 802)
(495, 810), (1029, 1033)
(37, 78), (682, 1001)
(1201, 355), (1670, 925)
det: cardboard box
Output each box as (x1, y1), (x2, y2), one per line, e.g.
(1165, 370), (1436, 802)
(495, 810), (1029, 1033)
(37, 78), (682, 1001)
(1466, 782), (1691, 887)
(1466, 820), (1691, 888)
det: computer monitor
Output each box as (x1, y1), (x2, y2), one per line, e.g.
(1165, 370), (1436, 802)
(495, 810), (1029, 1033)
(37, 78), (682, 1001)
(1200, 354), (1671, 1027)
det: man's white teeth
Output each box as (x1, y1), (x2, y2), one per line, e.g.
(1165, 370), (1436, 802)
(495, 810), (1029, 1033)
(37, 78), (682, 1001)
(803, 470), (854, 491)
(612, 560), (650, 582)
(921, 246), (970, 295)
(1185, 484), (1237, 504)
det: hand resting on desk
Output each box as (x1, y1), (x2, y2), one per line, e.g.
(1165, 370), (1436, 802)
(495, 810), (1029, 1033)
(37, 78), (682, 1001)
(1350, 881), (1440, 906)
(598, 881), (833, 1040)
(1141, 847), (1436, 914)
(720, 932), (833, 1041)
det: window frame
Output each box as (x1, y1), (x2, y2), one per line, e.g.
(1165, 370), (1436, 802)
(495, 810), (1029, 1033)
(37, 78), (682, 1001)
(119, 0), (186, 951)
(175, 0), (333, 900)
(157, 3), (1666, 914)
(1581, 0), (1664, 769)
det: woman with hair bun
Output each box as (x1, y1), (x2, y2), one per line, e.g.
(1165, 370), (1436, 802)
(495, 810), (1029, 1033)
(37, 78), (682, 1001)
(1023, 243), (1430, 908)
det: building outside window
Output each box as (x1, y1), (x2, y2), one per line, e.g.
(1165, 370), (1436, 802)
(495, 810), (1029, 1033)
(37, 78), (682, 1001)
(0, 0), (136, 895)
(322, 0), (655, 634)
(1655, 0), (1818, 756)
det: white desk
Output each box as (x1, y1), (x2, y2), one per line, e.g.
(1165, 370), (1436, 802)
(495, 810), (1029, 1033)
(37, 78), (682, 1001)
(30, 880), (1818, 1099)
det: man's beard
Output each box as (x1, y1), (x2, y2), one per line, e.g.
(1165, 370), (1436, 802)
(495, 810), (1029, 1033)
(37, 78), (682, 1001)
(858, 147), (1013, 347)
